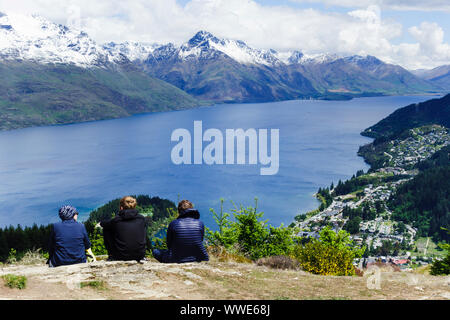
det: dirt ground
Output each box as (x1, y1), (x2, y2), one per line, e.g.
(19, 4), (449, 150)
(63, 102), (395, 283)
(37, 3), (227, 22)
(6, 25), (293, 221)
(0, 259), (449, 300)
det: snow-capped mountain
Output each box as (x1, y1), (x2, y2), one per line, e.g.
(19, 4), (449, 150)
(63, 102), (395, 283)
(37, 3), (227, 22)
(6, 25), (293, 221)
(0, 12), (370, 70)
(144, 31), (284, 66)
(144, 30), (341, 67)
(0, 12), (117, 67)
(0, 12), (441, 107)
(102, 41), (160, 62)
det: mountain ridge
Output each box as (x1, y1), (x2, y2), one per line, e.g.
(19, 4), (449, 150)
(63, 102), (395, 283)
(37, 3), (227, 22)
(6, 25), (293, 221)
(0, 12), (446, 130)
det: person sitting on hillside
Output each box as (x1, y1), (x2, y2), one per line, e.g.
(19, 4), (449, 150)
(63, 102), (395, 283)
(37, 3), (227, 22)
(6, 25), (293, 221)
(48, 205), (95, 268)
(100, 196), (149, 262)
(152, 200), (209, 264)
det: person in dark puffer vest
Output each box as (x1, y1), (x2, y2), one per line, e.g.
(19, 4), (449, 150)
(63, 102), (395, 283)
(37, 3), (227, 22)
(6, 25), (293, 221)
(153, 200), (209, 263)
(48, 205), (92, 268)
(100, 196), (149, 262)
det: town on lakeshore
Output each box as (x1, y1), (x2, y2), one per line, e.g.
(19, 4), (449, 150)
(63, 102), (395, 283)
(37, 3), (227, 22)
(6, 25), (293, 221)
(294, 124), (450, 270)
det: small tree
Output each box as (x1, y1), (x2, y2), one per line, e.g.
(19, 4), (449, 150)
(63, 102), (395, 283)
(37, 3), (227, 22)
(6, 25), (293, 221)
(148, 207), (178, 250)
(206, 198), (298, 260)
(293, 226), (365, 276)
(430, 228), (450, 275)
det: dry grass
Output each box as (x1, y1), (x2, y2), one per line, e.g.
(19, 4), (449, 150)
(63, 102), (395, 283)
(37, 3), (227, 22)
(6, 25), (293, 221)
(206, 246), (252, 264)
(18, 249), (47, 265)
(255, 255), (300, 270)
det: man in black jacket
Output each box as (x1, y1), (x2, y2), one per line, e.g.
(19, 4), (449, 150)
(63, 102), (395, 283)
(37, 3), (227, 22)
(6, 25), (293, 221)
(100, 196), (148, 261)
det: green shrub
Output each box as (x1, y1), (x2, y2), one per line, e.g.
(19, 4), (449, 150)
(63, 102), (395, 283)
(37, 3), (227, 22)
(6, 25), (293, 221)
(430, 228), (450, 275)
(2, 274), (27, 290)
(206, 199), (299, 260)
(293, 226), (364, 276)
(148, 207), (178, 251)
(6, 248), (18, 264)
(88, 227), (108, 256)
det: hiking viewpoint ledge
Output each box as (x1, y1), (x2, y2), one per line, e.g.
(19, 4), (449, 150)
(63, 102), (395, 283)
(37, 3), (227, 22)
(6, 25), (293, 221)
(0, 259), (449, 300)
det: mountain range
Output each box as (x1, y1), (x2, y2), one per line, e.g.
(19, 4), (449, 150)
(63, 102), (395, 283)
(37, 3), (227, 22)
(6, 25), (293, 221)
(0, 12), (447, 130)
(412, 65), (450, 91)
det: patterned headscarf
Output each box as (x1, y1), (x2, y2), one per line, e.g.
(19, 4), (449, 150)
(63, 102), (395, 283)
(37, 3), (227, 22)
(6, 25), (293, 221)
(59, 205), (78, 221)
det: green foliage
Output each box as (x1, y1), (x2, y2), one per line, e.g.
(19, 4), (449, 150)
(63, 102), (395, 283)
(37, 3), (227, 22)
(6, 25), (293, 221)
(88, 228), (107, 256)
(416, 145), (450, 171)
(0, 61), (199, 131)
(343, 216), (361, 235)
(206, 198), (299, 260)
(207, 198), (238, 249)
(369, 240), (401, 256)
(2, 274), (27, 290)
(0, 224), (52, 263)
(342, 203), (376, 221)
(333, 173), (408, 196)
(430, 228), (450, 275)
(80, 280), (107, 290)
(317, 188), (333, 211)
(7, 248), (17, 264)
(293, 227), (365, 276)
(361, 94), (450, 140)
(389, 165), (450, 242)
(148, 207), (178, 251)
(430, 244), (450, 275)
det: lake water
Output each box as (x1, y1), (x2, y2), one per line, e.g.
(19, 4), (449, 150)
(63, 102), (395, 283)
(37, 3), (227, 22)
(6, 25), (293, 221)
(0, 95), (433, 228)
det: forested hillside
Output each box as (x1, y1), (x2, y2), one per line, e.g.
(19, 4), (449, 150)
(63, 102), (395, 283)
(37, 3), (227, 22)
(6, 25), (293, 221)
(361, 94), (450, 140)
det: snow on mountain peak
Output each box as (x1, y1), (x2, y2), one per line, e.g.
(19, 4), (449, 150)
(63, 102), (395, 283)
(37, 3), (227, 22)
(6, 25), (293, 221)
(0, 14), (378, 70)
(0, 12), (112, 67)
(176, 31), (286, 66)
(103, 41), (159, 62)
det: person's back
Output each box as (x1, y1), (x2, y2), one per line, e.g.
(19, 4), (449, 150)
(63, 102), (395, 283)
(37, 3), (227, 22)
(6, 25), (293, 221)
(49, 206), (91, 267)
(100, 196), (148, 261)
(153, 200), (209, 263)
(167, 208), (209, 263)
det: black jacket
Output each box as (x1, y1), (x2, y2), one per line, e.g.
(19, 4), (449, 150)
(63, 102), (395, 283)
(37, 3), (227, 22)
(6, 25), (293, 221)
(101, 209), (148, 261)
(166, 209), (209, 263)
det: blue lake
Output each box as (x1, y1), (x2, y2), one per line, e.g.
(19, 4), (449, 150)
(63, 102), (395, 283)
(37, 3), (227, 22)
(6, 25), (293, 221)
(0, 95), (433, 228)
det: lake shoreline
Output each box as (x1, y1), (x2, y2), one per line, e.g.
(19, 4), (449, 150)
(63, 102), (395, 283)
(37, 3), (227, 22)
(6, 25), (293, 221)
(0, 93), (442, 134)
(0, 95), (434, 228)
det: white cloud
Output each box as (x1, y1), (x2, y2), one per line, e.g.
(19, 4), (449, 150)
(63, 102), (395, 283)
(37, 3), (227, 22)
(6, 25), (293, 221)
(289, 0), (450, 12)
(402, 22), (450, 69)
(0, 0), (449, 69)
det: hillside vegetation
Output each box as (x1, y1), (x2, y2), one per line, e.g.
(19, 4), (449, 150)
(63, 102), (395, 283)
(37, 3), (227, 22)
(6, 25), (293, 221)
(361, 94), (450, 140)
(0, 61), (200, 131)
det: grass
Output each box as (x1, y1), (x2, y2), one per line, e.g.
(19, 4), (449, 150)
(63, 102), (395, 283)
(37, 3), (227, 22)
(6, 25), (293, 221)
(80, 280), (107, 291)
(414, 237), (445, 258)
(207, 246), (252, 264)
(2, 274), (27, 290)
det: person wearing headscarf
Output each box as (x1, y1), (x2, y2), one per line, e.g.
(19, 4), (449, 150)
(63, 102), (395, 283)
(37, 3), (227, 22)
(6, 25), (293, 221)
(48, 205), (94, 267)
